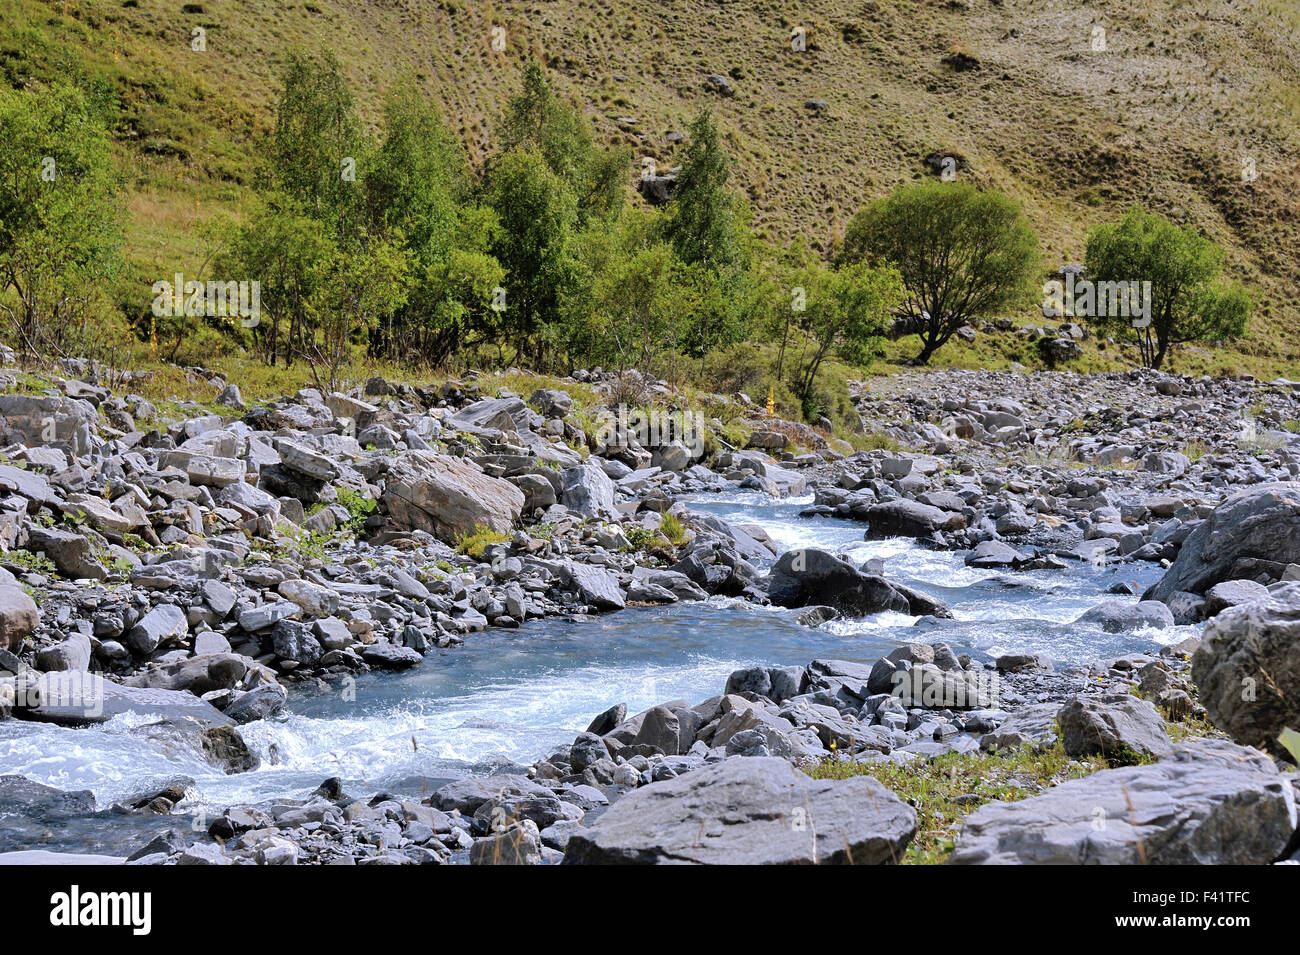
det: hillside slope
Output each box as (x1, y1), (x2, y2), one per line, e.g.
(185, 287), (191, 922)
(3, 0), (1298, 373)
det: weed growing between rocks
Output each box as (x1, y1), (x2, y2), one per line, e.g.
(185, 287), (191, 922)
(334, 486), (378, 535)
(844, 431), (907, 454)
(1165, 715), (1222, 743)
(659, 512), (687, 547)
(623, 526), (659, 554)
(1, 550), (57, 577)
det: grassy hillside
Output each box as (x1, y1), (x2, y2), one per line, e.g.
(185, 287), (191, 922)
(3, 0), (1299, 376)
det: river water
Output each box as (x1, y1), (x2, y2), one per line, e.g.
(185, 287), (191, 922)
(0, 491), (1193, 854)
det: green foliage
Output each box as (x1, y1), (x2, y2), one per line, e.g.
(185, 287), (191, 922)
(3, 39), (1271, 396)
(497, 61), (627, 227)
(220, 194), (329, 367)
(367, 79), (470, 233)
(699, 342), (798, 416)
(487, 147), (578, 364)
(364, 82), (504, 367)
(335, 486), (377, 535)
(2, 548), (58, 576)
(785, 260), (902, 405)
(677, 259), (766, 371)
(841, 181), (1040, 364)
(1085, 207), (1251, 369)
(0, 1), (1289, 382)
(224, 49), (375, 374)
(455, 524), (511, 558)
(1101, 743), (1154, 768)
(293, 529), (332, 562)
(563, 211), (693, 377)
(0, 81), (123, 362)
(301, 235), (411, 393)
(272, 51), (365, 225)
(223, 56), (509, 381)
(623, 525), (656, 551)
(661, 110), (745, 273)
(1278, 727), (1300, 765)
(659, 511), (687, 547)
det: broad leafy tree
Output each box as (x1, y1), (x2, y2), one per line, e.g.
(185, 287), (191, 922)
(841, 181), (1039, 364)
(364, 82), (502, 366)
(1085, 207), (1251, 369)
(787, 261), (903, 406)
(497, 61), (626, 225)
(301, 235), (410, 393)
(272, 51), (365, 228)
(0, 83), (122, 361)
(220, 195), (329, 367)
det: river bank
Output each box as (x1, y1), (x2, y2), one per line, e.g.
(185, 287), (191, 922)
(1, 361), (1298, 864)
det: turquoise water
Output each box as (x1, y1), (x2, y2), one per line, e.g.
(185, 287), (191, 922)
(0, 490), (1190, 851)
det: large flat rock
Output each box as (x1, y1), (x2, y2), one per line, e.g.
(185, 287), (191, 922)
(950, 739), (1297, 865)
(563, 756), (917, 865)
(12, 673), (233, 728)
(381, 450), (524, 542)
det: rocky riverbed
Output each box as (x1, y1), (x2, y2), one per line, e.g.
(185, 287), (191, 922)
(0, 361), (1298, 865)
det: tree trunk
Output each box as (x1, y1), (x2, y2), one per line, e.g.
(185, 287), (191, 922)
(1152, 335), (1170, 370)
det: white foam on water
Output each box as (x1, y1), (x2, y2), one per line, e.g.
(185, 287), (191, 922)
(0, 489), (1195, 819)
(822, 611), (921, 636)
(0, 651), (755, 809)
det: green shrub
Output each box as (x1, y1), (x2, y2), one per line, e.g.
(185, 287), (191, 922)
(455, 524), (511, 558)
(336, 486), (378, 534)
(2, 549), (58, 576)
(624, 525), (656, 551)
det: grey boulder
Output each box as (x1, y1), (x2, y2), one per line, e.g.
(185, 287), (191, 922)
(558, 561), (625, 611)
(560, 462), (618, 521)
(360, 642), (423, 670)
(224, 683), (288, 724)
(965, 540), (1021, 568)
(767, 548), (949, 618)
(125, 604), (188, 655)
(1145, 482), (1300, 601)
(563, 756), (917, 865)
(381, 451), (524, 543)
(1192, 582), (1300, 754)
(1076, 599), (1174, 633)
(865, 500), (966, 539)
(979, 703), (1060, 752)
(35, 633), (93, 672)
(15, 673), (232, 728)
(1057, 695), (1173, 760)
(1203, 579), (1269, 618)
(950, 739), (1296, 864)
(0, 584), (38, 651)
